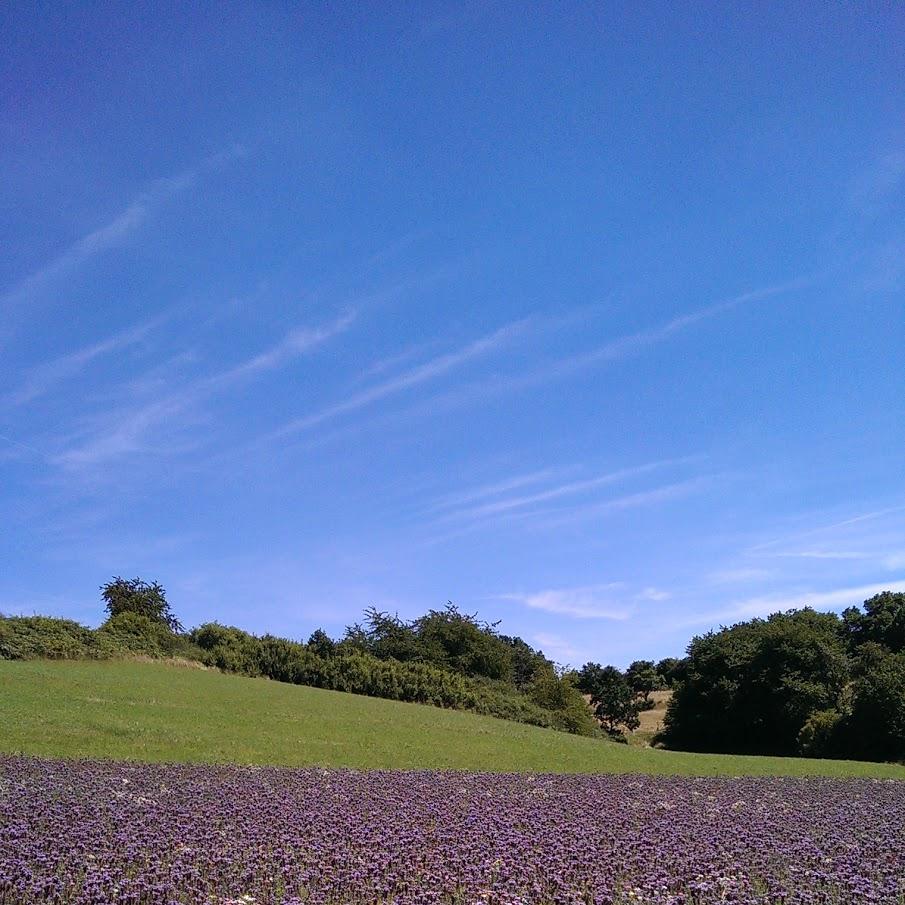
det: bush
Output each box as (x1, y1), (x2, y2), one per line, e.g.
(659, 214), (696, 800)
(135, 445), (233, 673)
(97, 612), (200, 660)
(798, 708), (844, 758)
(189, 620), (592, 734)
(526, 668), (599, 736)
(0, 615), (102, 660)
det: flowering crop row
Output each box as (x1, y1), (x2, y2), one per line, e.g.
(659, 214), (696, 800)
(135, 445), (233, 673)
(1, 756), (903, 904)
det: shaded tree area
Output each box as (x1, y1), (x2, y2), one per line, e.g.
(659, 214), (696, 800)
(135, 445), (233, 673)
(661, 592), (905, 763)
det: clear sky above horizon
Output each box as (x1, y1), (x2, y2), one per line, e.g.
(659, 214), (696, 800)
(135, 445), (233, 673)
(2, 2), (903, 667)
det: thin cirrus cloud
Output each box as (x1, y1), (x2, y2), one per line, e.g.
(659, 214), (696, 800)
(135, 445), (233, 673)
(378, 277), (815, 432)
(417, 469), (709, 549)
(497, 583), (632, 620)
(267, 317), (533, 439)
(748, 503), (905, 553)
(427, 467), (573, 513)
(514, 476), (714, 531)
(0, 146), (246, 316)
(256, 277), (809, 456)
(51, 311), (355, 470)
(435, 460), (683, 523)
(3, 316), (168, 407)
(495, 277), (813, 396)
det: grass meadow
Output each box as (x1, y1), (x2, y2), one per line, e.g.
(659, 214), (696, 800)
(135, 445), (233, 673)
(2, 658), (903, 778)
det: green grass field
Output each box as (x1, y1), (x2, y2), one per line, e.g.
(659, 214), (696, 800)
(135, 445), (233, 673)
(2, 658), (903, 778)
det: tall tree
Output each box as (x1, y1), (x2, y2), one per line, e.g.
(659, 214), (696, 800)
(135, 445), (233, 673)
(101, 577), (182, 633)
(576, 663), (641, 736)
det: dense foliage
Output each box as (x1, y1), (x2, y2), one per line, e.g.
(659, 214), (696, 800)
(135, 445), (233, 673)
(339, 604), (551, 687)
(662, 592), (905, 762)
(4, 755), (904, 904)
(0, 613), (199, 662)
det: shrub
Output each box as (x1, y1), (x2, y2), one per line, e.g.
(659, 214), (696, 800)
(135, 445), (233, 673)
(0, 615), (101, 660)
(187, 620), (590, 734)
(97, 612), (200, 660)
(798, 708), (844, 758)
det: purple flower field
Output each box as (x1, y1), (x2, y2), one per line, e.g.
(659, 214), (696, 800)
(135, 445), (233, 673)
(1, 756), (903, 905)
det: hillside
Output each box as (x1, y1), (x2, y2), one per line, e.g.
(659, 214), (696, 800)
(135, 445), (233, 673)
(2, 659), (903, 778)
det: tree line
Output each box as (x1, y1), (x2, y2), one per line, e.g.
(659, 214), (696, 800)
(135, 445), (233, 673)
(2, 578), (903, 762)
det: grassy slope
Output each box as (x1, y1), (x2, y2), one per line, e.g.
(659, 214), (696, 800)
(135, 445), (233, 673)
(2, 659), (903, 778)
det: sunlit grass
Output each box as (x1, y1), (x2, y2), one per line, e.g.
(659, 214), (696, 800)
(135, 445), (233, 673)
(2, 659), (903, 778)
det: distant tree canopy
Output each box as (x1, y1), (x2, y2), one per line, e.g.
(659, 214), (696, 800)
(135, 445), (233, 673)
(101, 577), (183, 634)
(339, 603), (549, 686)
(654, 657), (685, 687)
(661, 593), (905, 763)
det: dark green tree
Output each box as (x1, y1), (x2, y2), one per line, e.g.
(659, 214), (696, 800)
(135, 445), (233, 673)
(501, 634), (553, 688)
(306, 629), (336, 658)
(413, 604), (512, 680)
(625, 659), (664, 707)
(576, 662), (641, 737)
(843, 591), (905, 654)
(101, 577), (182, 633)
(661, 608), (849, 756)
(654, 656), (685, 687)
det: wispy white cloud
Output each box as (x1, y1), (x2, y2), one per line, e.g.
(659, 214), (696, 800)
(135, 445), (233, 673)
(51, 311), (354, 470)
(3, 317), (166, 407)
(381, 278), (813, 428)
(748, 504), (905, 553)
(566, 280), (810, 370)
(488, 278), (812, 395)
(770, 549), (872, 561)
(498, 583), (632, 620)
(419, 472), (709, 548)
(528, 477), (713, 529)
(269, 318), (531, 438)
(679, 580), (905, 629)
(438, 460), (681, 523)
(1, 146), (245, 315)
(199, 312), (356, 390)
(428, 467), (572, 513)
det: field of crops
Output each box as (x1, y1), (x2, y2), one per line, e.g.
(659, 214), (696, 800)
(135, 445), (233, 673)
(2, 755), (903, 905)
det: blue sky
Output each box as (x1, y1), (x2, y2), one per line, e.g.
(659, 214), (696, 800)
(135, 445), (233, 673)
(2, 2), (903, 667)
